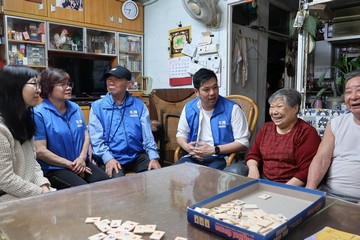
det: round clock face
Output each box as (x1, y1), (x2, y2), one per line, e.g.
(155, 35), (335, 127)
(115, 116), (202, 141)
(122, 0), (139, 20)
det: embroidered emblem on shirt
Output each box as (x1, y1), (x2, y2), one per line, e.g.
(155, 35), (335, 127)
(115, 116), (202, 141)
(218, 120), (226, 128)
(76, 119), (83, 127)
(130, 110), (138, 117)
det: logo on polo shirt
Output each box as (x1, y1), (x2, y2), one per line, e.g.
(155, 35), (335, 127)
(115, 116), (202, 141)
(218, 120), (226, 128)
(76, 119), (83, 127)
(130, 110), (138, 117)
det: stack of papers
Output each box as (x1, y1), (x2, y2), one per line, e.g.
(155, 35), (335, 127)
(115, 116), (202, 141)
(305, 227), (360, 240)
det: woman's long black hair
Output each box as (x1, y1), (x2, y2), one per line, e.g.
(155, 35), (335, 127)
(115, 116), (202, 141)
(0, 65), (39, 144)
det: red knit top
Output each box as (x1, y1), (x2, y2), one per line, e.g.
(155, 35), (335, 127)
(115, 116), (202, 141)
(246, 119), (321, 183)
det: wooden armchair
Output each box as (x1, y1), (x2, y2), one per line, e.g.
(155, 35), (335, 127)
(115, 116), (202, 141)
(174, 94), (259, 167)
(149, 89), (196, 165)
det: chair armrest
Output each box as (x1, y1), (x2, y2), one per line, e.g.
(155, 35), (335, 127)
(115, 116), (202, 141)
(174, 146), (182, 163)
(227, 153), (236, 167)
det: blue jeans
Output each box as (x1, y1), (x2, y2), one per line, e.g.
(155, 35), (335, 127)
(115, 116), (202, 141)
(223, 160), (249, 176)
(176, 155), (226, 170)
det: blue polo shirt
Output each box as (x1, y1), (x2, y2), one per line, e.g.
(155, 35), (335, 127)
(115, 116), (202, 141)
(34, 99), (87, 172)
(89, 92), (159, 165)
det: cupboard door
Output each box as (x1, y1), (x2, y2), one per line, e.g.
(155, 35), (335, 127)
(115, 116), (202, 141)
(5, 16), (47, 69)
(3, 0), (48, 17)
(84, 0), (116, 27)
(48, 22), (84, 53)
(80, 105), (90, 125)
(118, 33), (143, 90)
(115, 0), (144, 34)
(47, 0), (84, 23)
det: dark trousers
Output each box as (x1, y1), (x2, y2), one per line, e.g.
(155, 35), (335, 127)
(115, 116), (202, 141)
(44, 161), (109, 190)
(223, 160), (249, 176)
(176, 155), (226, 170)
(95, 153), (150, 178)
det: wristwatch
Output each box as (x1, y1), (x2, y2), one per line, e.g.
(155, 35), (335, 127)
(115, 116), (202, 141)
(214, 145), (220, 155)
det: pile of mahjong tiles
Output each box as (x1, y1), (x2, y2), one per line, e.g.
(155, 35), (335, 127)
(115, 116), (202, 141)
(85, 217), (188, 240)
(193, 194), (288, 235)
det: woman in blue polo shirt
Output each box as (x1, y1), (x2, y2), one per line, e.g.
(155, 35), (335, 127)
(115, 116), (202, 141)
(34, 68), (108, 190)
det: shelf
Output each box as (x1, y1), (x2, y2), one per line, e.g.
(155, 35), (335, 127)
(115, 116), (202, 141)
(48, 22), (84, 52)
(327, 35), (360, 44)
(119, 51), (141, 55)
(8, 39), (45, 45)
(118, 32), (143, 89)
(10, 64), (46, 69)
(5, 16), (47, 67)
(307, 90), (332, 94)
(27, 64), (46, 68)
(86, 28), (116, 55)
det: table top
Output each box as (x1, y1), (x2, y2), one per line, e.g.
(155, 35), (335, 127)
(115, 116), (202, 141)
(0, 163), (359, 240)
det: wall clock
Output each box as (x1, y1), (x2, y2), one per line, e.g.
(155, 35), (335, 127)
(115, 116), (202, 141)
(122, 0), (139, 20)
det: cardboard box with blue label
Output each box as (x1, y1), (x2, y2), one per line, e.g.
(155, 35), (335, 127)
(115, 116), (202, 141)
(187, 179), (326, 240)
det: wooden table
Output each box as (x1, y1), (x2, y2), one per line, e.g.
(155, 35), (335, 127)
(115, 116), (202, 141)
(0, 163), (359, 239)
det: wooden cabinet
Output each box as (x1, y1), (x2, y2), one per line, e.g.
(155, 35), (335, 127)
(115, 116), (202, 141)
(85, 0), (144, 34)
(47, 0), (84, 23)
(47, 22), (118, 57)
(118, 33), (143, 89)
(115, 0), (144, 34)
(1, 0), (143, 34)
(130, 91), (149, 108)
(84, 0), (116, 28)
(80, 105), (90, 125)
(86, 28), (116, 55)
(2, 0), (48, 17)
(4, 16), (47, 69)
(48, 22), (84, 52)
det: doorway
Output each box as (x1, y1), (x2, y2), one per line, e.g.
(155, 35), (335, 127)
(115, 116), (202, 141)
(228, 0), (294, 127)
(265, 38), (286, 122)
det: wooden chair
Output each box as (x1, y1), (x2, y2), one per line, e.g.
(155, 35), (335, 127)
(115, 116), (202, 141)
(174, 94), (259, 167)
(149, 89), (196, 165)
(226, 95), (259, 137)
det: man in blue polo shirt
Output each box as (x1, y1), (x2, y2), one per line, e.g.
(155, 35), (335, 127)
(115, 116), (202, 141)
(89, 66), (161, 178)
(176, 68), (250, 170)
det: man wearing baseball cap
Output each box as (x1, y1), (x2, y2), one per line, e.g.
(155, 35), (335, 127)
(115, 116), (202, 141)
(89, 66), (161, 178)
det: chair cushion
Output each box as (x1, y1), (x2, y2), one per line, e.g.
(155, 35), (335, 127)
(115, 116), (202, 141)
(298, 108), (347, 137)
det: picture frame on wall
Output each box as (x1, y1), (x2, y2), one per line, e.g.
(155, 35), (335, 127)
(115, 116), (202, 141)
(55, 0), (83, 11)
(168, 26), (192, 58)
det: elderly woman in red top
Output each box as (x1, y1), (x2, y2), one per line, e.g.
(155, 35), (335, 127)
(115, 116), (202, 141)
(246, 88), (321, 186)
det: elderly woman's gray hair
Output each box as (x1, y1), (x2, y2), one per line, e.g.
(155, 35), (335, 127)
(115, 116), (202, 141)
(268, 88), (301, 109)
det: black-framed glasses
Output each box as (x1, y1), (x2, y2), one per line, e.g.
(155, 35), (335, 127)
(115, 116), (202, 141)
(56, 82), (74, 89)
(26, 77), (41, 90)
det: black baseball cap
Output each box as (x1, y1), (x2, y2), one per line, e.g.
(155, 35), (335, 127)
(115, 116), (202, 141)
(103, 66), (131, 81)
